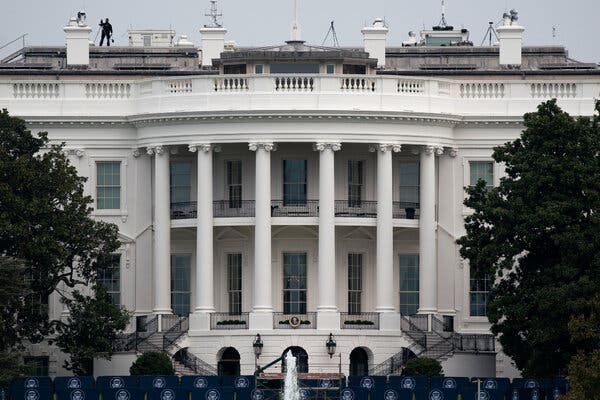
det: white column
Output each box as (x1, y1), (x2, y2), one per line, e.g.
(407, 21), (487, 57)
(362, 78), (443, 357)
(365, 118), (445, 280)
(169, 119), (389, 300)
(249, 142), (274, 329)
(189, 144), (215, 314)
(419, 145), (441, 314)
(375, 144), (401, 315)
(316, 142), (341, 329)
(148, 145), (171, 315)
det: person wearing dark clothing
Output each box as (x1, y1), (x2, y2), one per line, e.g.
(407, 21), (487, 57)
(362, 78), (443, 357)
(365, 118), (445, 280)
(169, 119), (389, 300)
(99, 19), (113, 46)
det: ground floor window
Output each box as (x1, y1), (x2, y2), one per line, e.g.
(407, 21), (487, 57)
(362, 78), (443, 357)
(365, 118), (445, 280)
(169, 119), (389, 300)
(23, 356), (49, 376)
(218, 347), (241, 376)
(400, 254), (419, 316)
(348, 253), (363, 314)
(349, 347), (369, 376)
(228, 253), (242, 315)
(171, 255), (191, 316)
(283, 253), (307, 314)
(282, 346), (308, 373)
(470, 268), (491, 317)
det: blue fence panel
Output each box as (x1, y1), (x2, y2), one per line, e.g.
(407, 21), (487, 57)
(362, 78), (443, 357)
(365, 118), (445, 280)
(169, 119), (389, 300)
(54, 377), (95, 390)
(388, 377), (429, 391)
(190, 387), (234, 400)
(96, 377), (138, 389)
(460, 388), (505, 400)
(55, 389), (99, 400)
(147, 388), (190, 400)
(472, 378), (510, 394)
(180, 376), (221, 389)
(374, 388), (413, 400)
(139, 377), (180, 390)
(429, 378), (470, 391)
(101, 388), (146, 400)
(348, 376), (387, 390)
(11, 388), (54, 400)
(511, 379), (540, 390)
(10, 378), (53, 390)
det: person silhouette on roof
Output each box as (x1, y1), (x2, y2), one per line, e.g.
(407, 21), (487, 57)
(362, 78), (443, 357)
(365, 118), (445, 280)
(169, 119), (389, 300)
(99, 18), (113, 46)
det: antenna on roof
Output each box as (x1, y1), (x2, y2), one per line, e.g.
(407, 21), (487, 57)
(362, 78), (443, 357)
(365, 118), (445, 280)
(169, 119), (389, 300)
(438, 0), (448, 28)
(322, 21), (340, 47)
(290, 0), (301, 41)
(204, 0), (223, 28)
(480, 21), (499, 46)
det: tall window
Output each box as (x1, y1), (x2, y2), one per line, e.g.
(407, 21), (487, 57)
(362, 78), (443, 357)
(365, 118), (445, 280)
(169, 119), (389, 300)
(283, 160), (307, 206)
(23, 357), (49, 376)
(98, 254), (121, 306)
(470, 269), (491, 317)
(283, 253), (307, 314)
(348, 161), (364, 207)
(470, 161), (494, 190)
(347, 254), (363, 314)
(399, 255), (419, 316)
(228, 253), (242, 315)
(227, 160), (242, 208)
(171, 255), (191, 316)
(96, 161), (121, 210)
(399, 161), (420, 208)
(170, 161), (191, 204)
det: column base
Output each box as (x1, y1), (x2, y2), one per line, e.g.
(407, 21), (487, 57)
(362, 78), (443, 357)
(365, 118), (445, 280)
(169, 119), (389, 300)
(317, 311), (340, 330)
(188, 312), (211, 333)
(379, 313), (401, 331)
(249, 311), (273, 330)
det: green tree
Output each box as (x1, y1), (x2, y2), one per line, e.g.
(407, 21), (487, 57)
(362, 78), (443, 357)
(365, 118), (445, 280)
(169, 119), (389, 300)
(0, 109), (128, 372)
(403, 357), (443, 377)
(130, 352), (175, 375)
(565, 295), (600, 400)
(457, 100), (600, 376)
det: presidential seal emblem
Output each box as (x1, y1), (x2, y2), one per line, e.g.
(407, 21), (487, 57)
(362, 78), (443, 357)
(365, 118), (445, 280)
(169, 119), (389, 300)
(161, 389), (175, 400)
(194, 378), (208, 389)
(341, 389), (354, 400)
(525, 380), (537, 389)
(110, 378), (125, 389)
(443, 379), (456, 389)
(531, 389), (539, 400)
(429, 389), (444, 400)
(235, 377), (249, 388)
(25, 390), (39, 400)
(153, 378), (166, 389)
(401, 378), (416, 390)
(484, 380), (497, 390)
(25, 379), (39, 389)
(68, 378), (82, 389)
(206, 389), (220, 400)
(478, 391), (490, 400)
(384, 389), (398, 400)
(71, 389), (85, 400)
(320, 379), (333, 388)
(360, 377), (374, 389)
(115, 389), (130, 400)
(251, 390), (264, 400)
(299, 389), (310, 400)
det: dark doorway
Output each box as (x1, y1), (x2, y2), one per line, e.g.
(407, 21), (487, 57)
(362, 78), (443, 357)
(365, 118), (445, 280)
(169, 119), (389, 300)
(349, 348), (369, 376)
(281, 346), (309, 373)
(218, 347), (241, 376)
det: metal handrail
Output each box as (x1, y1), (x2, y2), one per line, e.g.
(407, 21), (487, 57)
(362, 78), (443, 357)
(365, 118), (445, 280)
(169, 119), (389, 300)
(392, 201), (420, 219)
(210, 312), (249, 329)
(340, 312), (380, 329)
(271, 200), (319, 217)
(213, 200), (255, 217)
(334, 201), (377, 218)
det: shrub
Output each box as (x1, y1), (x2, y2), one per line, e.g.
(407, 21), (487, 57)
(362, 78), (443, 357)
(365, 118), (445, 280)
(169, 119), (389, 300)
(130, 352), (175, 375)
(403, 357), (443, 377)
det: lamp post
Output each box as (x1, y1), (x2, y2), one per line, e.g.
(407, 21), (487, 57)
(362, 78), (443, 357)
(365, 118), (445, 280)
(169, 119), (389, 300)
(326, 333), (337, 359)
(253, 334), (263, 369)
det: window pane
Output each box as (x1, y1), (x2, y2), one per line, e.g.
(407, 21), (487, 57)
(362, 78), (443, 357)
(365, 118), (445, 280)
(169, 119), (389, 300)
(470, 161), (494, 189)
(171, 255), (191, 316)
(348, 253), (362, 314)
(170, 161), (191, 205)
(98, 254), (121, 306)
(348, 161), (364, 207)
(283, 160), (307, 205)
(283, 253), (307, 314)
(400, 161), (420, 207)
(227, 161), (242, 208)
(400, 254), (419, 316)
(228, 253), (242, 315)
(470, 267), (490, 317)
(23, 357), (49, 376)
(96, 161), (121, 210)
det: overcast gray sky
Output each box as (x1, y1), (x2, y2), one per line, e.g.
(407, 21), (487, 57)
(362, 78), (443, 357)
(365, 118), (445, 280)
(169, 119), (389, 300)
(1, 0), (599, 62)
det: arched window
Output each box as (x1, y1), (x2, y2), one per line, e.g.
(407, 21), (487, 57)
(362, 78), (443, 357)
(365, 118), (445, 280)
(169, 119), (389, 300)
(349, 348), (369, 376)
(218, 347), (241, 376)
(281, 346), (309, 373)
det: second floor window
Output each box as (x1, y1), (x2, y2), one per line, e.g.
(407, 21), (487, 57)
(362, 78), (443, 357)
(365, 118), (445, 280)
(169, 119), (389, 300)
(348, 161), (364, 207)
(170, 161), (191, 204)
(171, 255), (191, 316)
(228, 253), (242, 315)
(98, 254), (121, 306)
(348, 253), (363, 314)
(283, 253), (307, 314)
(283, 160), (307, 206)
(399, 161), (420, 209)
(470, 161), (494, 190)
(96, 161), (120, 210)
(227, 160), (242, 208)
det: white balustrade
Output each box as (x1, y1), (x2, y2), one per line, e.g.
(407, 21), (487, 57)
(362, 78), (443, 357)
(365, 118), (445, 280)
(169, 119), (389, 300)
(275, 76), (314, 91)
(341, 77), (376, 92)
(438, 81), (451, 96)
(530, 82), (577, 98)
(85, 83), (131, 98)
(459, 82), (505, 98)
(397, 79), (424, 94)
(214, 77), (249, 92)
(13, 82), (60, 98)
(165, 79), (193, 94)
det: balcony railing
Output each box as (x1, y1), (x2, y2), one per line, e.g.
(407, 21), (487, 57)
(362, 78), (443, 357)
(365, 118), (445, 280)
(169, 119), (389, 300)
(340, 312), (380, 329)
(393, 202), (420, 220)
(171, 202), (197, 219)
(273, 312), (317, 329)
(452, 334), (496, 352)
(213, 200), (255, 217)
(335, 201), (377, 218)
(271, 200), (319, 217)
(210, 313), (249, 330)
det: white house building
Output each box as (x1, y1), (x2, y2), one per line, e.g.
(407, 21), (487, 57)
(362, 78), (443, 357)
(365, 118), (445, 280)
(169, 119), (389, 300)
(1, 9), (599, 378)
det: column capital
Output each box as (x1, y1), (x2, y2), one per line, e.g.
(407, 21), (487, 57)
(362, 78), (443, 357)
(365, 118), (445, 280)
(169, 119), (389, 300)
(146, 145), (166, 156)
(132, 148), (142, 158)
(449, 147), (459, 157)
(188, 143), (219, 153)
(369, 143), (402, 153)
(314, 142), (342, 152)
(424, 145), (435, 155)
(249, 142), (275, 152)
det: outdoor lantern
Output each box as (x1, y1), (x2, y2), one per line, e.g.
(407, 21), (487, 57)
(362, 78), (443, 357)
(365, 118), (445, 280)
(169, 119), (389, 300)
(326, 333), (337, 358)
(253, 334), (263, 358)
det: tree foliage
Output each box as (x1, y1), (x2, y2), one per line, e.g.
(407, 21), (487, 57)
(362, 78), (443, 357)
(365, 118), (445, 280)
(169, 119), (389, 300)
(457, 100), (600, 376)
(130, 352), (175, 375)
(403, 357), (443, 377)
(0, 109), (127, 371)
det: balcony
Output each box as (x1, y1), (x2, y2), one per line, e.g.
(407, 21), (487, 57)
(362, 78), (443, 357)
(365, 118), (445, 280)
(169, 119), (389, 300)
(273, 312), (317, 329)
(335, 201), (377, 218)
(340, 312), (380, 330)
(393, 202), (420, 220)
(271, 200), (319, 217)
(210, 313), (249, 330)
(171, 202), (197, 219)
(214, 200), (255, 218)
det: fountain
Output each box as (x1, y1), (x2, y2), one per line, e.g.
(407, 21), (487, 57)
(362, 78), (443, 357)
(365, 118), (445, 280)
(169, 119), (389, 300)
(283, 350), (300, 400)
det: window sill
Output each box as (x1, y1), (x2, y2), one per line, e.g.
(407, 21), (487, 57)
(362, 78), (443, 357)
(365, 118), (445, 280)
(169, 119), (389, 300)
(92, 210), (128, 222)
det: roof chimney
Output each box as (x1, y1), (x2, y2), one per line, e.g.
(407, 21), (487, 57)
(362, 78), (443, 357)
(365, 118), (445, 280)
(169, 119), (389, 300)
(496, 10), (525, 67)
(200, 26), (227, 67)
(362, 18), (389, 68)
(63, 15), (92, 66)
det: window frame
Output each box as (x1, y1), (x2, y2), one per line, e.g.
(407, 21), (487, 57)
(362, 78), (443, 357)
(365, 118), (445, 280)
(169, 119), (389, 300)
(399, 254), (420, 316)
(347, 160), (364, 207)
(282, 252), (307, 315)
(170, 160), (192, 206)
(283, 159), (308, 206)
(23, 356), (49, 376)
(97, 254), (122, 306)
(227, 253), (242, 315)
(399, 161), (420, 209)
(96, 160), (122, 211)
(171, 254), (191, 316)
(226, 160), (243, 208)
(469, 267), (491, 317)
(347, 253), (363, 315)
(91, 157), (127, 218)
